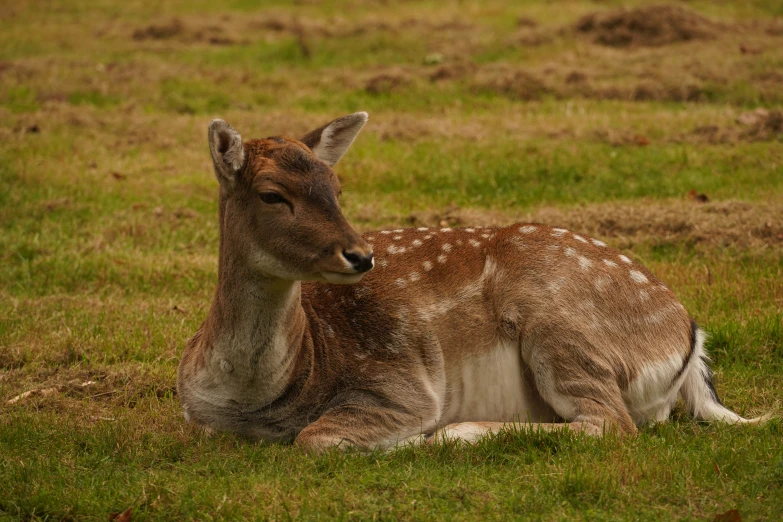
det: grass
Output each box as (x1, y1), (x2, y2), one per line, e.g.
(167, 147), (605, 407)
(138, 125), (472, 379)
(1, 0), (782, 520)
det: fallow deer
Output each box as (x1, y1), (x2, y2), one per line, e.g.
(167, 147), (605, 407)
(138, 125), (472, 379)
(177, 112), (766, 452)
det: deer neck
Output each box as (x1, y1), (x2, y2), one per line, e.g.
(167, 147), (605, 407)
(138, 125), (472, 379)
(201, 201), (307, 397)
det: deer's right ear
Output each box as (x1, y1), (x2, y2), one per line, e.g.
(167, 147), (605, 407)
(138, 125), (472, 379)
(208, 119), (245, 186)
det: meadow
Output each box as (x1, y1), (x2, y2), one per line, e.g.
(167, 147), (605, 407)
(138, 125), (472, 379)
(1, 0), (782, 520)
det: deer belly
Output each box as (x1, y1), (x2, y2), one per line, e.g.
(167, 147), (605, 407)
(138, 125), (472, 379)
(443, 341), (540, 423)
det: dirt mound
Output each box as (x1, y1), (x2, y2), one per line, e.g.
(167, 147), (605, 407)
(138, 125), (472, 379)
(364, 69), (412, 94)
(471, 65), (554, 101)
(681, 109), (783, 144)
(132, 18), (186, 40)
(738, 108), (783, 140)
(132, 18), (236, 45)
(574, 4), (719, 48)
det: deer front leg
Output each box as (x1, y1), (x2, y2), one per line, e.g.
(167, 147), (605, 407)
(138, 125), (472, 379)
(294, 403), (434, 453)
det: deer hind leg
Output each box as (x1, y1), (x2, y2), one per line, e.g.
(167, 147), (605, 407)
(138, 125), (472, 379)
(529, 342), (638, 436)
(427, 419), (604, 445)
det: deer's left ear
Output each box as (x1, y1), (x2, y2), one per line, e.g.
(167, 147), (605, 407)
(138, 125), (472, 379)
(300, 112), (368, 167)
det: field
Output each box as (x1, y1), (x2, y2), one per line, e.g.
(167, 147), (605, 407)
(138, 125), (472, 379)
(1, 0), (782, 520)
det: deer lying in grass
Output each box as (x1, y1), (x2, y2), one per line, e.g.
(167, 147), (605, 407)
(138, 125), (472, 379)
(177, 112), (766, 452)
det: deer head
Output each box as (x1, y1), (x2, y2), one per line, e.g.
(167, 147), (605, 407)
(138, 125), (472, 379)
(207, 112), (373, 284)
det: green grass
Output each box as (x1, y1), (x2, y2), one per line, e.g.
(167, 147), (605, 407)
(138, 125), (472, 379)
(1, 0), (782, 520)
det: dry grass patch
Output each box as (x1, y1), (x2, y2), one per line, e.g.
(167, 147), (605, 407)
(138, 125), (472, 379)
(385, 199), (783, 252)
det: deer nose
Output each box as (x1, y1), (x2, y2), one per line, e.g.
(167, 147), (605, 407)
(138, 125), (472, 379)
(342, 250), (374, 273)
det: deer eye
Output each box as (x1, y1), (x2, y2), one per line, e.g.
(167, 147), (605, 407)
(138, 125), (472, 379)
(259, 192), (285, 204)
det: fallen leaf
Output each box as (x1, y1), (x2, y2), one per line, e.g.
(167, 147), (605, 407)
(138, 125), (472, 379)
(7, 386), (61, 404)
(687, 190), (709, 203)
(109, 507), (133, 522)
(713, 508), (742, 522)
(6, 381), (96, 405)
(111, 171), (127, 180)
(634, 135), (650, 146)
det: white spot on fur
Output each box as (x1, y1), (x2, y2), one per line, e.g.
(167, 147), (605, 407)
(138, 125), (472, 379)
(417, 227), (428, 231)
(573, 234), (588, 243)
(519, 225), (537, 234)
(365, 236), (375, 241)
(481, 233), (490, 239)
(603, 259), (618, 268)
(442, 243), (452, 252)
(646, 303), (683, 324)
(564, 247), (577, 257)
(395, 278), (407, 288)
(547, 276), (567, 293)
(392, 229), (403, 233)
(412, 239), (423, 247)
(424, 235), (433, 240)
(469, 239), (481, 247)
(456, 239), (463, 246)
(387, 245), (407, 255)
(437, 254), (447, 264)
(578, 256), (592, 271)
(630, 270), (649, 284)
(594, 276), (611, 292)
(619, 254), (632, 264)
(591, 239), (606, 247)
(423, 260), (433, 271)
(465, 228), (475, 233)
(380, 230), (391, 235)
(219, 358), (233, 374)
(379, 258), (388, 268)
(441, 228), (452, 232)
(409, 272), (420, 282)
(639, 290), (650, 301)
(551, 228), (567, 237)
(393, 235), (402, 240)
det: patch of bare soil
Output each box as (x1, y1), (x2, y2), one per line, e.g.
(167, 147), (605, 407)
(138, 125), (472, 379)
(683, 109), (783, 144)
(364, 68), (413, 94)
(766, 20), (783, 36)
(514, 27), (553, 47)
(246, 13), (474, 39)
(471, 65), (555, 101)
(387, 201), (783, 251)
(574, 4), (721, 48)
(428, 61), (477, 82)
(132, 18), (237, 45)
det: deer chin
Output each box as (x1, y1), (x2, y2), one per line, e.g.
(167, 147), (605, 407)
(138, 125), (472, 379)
(320, 271), (366, 285)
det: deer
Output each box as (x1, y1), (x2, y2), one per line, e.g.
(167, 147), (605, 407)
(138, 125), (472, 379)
(177, 112), (767, 452)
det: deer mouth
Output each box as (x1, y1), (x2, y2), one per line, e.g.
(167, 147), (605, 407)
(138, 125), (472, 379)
(320, 271), (366, 284)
